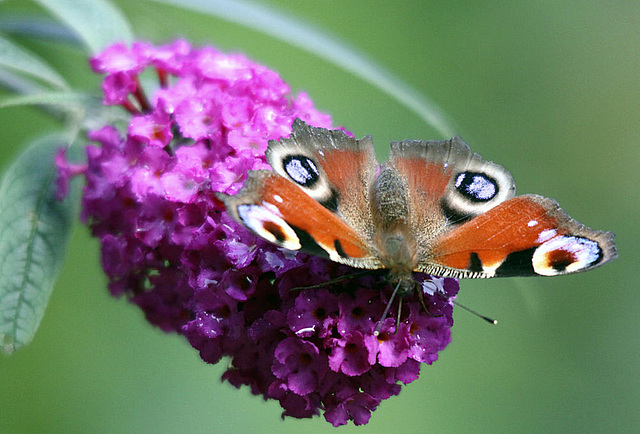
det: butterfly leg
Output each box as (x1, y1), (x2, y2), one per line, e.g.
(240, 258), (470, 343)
(394, 297), (403, 335)
(416, 284), (444, 318)
(374, 280), (403, 336)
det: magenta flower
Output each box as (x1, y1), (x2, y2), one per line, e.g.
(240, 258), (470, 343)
(57, 41), (458, 426)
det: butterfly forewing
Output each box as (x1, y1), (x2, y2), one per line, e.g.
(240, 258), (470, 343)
(219, 170), (383, 269)
(425, 195), (616, 277)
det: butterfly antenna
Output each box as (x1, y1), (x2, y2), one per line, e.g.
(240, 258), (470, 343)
(451, 299), (498, 325)
(374, 280), (402, 336)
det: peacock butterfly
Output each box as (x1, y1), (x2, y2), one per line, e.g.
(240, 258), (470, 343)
(218, 119), (617, 297)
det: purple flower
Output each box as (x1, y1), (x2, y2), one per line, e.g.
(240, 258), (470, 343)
(272, 337), (327, 396)
(287, 288), (338, 338)
(55, 149), (87, 200)
(57, 40), (459, 426)
(328, 331), (378, 376)
(374, 319), (410, 368)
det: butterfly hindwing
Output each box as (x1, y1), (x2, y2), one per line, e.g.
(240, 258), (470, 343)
(266, 119), (378, 242)
(390, 137), (519, 274)
(390, 136), (516, 226)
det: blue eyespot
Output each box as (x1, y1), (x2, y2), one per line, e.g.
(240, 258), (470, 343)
(454, 171), (498, 202)
(283, 155), (319, 187)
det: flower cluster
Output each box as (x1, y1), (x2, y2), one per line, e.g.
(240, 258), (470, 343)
(57, 41), (459, 426)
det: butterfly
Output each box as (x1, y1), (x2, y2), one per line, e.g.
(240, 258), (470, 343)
(218, 119), (617, 297)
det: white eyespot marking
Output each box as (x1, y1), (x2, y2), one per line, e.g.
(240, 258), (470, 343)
(237, 203), (301, 251)
(454, 172), (497, 201)
(273, 194), (283, 203)
(528, 220), (538, 227)
(532, 235), (602, 276)
(283, 155), (319, 187)
(536, 229), (557, 243)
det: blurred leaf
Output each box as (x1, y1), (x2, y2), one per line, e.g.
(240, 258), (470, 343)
(0, 134), (80, 354)
(0, 65), (48, 97)
(34, 0), (133, 54)
(0, 91), (94, 111)
(0, 15), (80, 46)
(0, 33), (68, 89)
(0, 91), (130, 132)
(148, 0), (456, 137)
(0, 91), (92, 124)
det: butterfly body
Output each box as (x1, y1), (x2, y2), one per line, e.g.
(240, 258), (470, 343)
(219, 119), (616, 285)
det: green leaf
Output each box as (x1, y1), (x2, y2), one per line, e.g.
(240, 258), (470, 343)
(0, 91), (130, 130)
(0, 91), (93, 111)
(149, 0), (456, 137)
(0, 91), (92, 124)
(0, 134), (80, 354)
(0, 33), (68, 89)
(0, 65), (48, 97)
(0, 15), (79, 46)
(34, 0), (133, 54)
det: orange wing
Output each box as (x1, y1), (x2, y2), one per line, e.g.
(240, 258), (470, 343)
(219, 170), (383, 270)
(423, 195), (616, 278)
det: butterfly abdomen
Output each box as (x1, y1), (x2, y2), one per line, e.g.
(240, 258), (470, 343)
(372, 166), (409, 227)
(371, 166), (418, 272)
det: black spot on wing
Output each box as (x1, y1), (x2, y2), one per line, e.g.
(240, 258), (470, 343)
(440, 200), (473, 224)
(289, 225), (330, 259)
(495, 247), (537, 277)
(334, 239), (349, 259)
(319, 188), (339, 213)
(468, 252), (483, 273)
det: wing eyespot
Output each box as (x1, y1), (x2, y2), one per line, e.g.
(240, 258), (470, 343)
(263, 221), (288, 244)
(442, 164), (514, 222)
(237, 203), (302, 251)
(283, 154), (320, 188)
(454, 171), (499, 202)
(532, 235), (603, 276)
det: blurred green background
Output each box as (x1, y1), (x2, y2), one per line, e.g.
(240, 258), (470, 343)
(1, 1), (638, 432)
